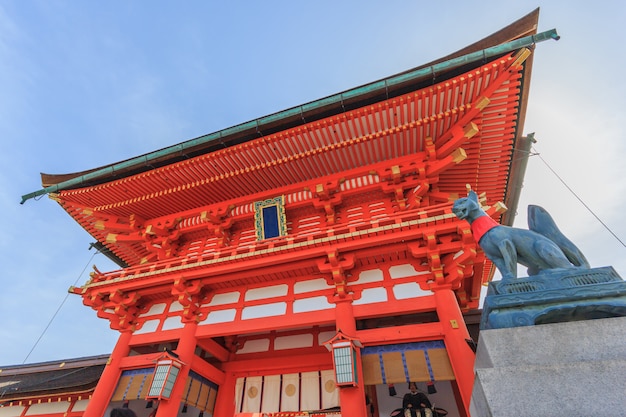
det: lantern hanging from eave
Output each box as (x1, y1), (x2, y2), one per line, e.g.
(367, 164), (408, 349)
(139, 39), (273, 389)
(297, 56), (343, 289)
(146, 352), (185, 400)
(323, 330), (363, 387)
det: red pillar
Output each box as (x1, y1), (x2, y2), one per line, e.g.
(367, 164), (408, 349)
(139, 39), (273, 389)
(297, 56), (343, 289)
(155, 321), (198, 417)
(334, 298), (368, 417)
(433, 286), (475, 417)
(212, 370), (237, 417)
(83, 331), (132, 417)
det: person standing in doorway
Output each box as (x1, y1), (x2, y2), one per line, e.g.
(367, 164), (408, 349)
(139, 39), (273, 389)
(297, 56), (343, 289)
(402, 382), (432, 417)
(110, 408), (138, 417)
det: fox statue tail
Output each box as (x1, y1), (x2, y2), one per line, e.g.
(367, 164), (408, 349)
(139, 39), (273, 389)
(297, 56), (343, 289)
(527, 205), (590, 268)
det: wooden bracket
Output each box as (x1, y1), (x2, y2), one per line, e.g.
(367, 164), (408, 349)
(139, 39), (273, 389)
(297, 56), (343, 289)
(201, 205), (235, 247)
(311, 181), (343, 224)
(102, 213), (183, 260)
(172, 276), (208, 322)
(317, 250), (356, 298)
(83, 289), (144, 331)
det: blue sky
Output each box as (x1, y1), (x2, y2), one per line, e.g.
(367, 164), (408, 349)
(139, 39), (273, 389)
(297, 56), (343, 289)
(1, 1), (625, 366)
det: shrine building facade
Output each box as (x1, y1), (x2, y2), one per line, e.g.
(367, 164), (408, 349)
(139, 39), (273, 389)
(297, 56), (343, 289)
(14, 9), (558, 417)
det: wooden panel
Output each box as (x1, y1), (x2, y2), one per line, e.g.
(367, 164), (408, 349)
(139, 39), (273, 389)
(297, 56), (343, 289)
(111, 374), (132, 401)
(381, 352), (405, 384)
(196, 382), (211, 411)
(185, 378), (202, 407)
(362, 343), (455, 384)
(361, 354), (383, 385)
(126, 374), (147, 400)
(428, 348), (455, 380)
(111, 369), (154, 401)
(207, 385), (218, 412)
(137, 373), (154, 399)
(404, 350), (430, 382)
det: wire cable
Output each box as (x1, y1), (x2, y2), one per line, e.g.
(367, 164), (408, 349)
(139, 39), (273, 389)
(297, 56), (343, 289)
(21, 248), (100, 364)
(532, 146), (626, 249)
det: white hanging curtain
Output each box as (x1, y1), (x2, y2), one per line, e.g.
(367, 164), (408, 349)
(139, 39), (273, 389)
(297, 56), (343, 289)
(260, 374), (281, 413)
(280, 373), (300, 412)
(242, 376), (263, 412)
(321, 369), (340, 409)
(235, 377), (245, 413)
(300, 371), (321, 411)
(235, 370), (339, 414)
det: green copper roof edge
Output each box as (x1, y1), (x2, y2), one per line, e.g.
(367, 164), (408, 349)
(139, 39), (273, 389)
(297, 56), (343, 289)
(20, 29), (558, 204)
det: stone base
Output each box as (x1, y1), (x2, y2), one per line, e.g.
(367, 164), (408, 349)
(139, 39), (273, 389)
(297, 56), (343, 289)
(470, 316), (626, 417)
(481, 266), (626, 330)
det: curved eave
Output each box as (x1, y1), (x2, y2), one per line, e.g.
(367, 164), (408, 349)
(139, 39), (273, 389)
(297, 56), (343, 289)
(55, 49), (529, 271)
(22, 9), (552, 204)
(0, 355), (108, 402)
(22, 11), (559, 296)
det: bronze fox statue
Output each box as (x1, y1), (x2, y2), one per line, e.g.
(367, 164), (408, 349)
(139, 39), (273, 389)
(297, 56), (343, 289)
(452, 190), (589, 280)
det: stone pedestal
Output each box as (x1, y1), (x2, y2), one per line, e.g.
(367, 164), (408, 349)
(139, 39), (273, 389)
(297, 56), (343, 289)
(481, 266), (626, 329)
(470, 316), (626, 417)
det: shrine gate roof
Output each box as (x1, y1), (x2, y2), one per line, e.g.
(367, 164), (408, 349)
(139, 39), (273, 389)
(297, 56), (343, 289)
(0, 355), (107, 403)
(22, 10), (556, 292)
(24, 9), (545, 207)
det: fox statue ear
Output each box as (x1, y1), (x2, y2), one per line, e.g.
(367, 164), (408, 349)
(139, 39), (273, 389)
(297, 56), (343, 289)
(468, 190), (478, 203)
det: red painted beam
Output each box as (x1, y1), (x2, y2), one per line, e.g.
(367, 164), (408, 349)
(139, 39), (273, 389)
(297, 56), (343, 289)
(195, 308), (336, 339)
(191, 354), (226, 385)
(196, 337), (231, 362)
(357, 321), (445, 345)
(221, 352), (332, 374)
